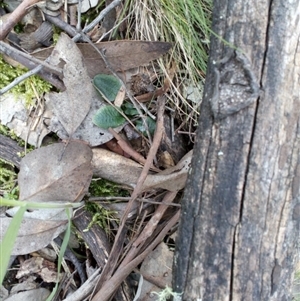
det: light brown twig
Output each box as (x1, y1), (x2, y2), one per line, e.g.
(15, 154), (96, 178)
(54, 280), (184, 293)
(91, 209), (180, 301)
(108, 128), (161, 172)
(90, 96), (166, 298)
(0, 0), (42, 40)
(119, 191), (177, 268)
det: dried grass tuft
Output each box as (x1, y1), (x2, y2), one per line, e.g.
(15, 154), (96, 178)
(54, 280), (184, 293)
(118, 0), (212, 134)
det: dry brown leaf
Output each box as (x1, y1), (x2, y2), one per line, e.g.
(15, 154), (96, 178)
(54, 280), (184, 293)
(16, 257), (63, 283)
(33, 40), (172, 78)
(2, 141), (93, 256)
(0, 217), (67, 255)
(46, 33), (92, 136)
(18, 141), (93, 203)
(45, 33), (121, 146)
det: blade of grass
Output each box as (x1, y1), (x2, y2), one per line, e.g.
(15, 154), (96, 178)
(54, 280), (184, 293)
(118, 0), (212, 128)
(46, 208), (72, 301)
(0, 204), (27, 285)
(0, 198), (82, 209)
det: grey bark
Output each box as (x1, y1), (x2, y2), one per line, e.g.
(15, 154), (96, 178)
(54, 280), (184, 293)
(0, 134), (23, 168)
(173, 0), (300, 300)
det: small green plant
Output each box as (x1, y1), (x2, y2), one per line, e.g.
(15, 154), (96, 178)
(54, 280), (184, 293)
(84, 202), (118, 233)
(0, 159), (17, 193)
(92, 73), (156, 134)
(0, 55), (52, 106)
(93, 74), (122, 101)
(152, 286), (183, 301)
(89, 178), (129, 197)
(93, 105), (126, 129)
(86, 178), (129, 231)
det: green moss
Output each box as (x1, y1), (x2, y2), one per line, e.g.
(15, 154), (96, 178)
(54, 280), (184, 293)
(0, 159), (18, 199)
(0, 124), (34, 149)
(84, 201), (118, 233)
(85, 178), (129, 232)
(89, 178), (129, 197)
(0, 55), (52, 106)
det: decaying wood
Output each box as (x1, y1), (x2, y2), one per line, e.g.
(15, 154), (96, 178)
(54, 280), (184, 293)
(173, 0), (300, 300)
(0, 134), (23, 168)
(73, 208), (111, 269)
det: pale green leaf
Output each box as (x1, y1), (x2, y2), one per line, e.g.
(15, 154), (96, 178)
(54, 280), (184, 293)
(93, 105), (126, 129)
(93, 74), (121, 102)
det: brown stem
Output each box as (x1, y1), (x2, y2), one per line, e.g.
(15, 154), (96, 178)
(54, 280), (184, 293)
(0, 0), (43, 40)
(90, 96), (166, 297)
(91, 210), (180, 301)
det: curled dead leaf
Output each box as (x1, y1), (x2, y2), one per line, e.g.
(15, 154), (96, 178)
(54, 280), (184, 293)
(92, 148), (192, 192)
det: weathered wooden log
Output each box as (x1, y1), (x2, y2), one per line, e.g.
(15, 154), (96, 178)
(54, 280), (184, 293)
(173, 0), (300, 300)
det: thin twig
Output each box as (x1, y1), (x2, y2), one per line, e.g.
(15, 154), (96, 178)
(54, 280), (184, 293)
(0, 41), (64, 92)
(0, 42), (63, 76)
(44, 14), (83, 40)
(0, 65), (42, 95)
(0, 0), (43, 40)
(63, 268), (101, 301)
(91, 210), (180, 301)
(177, 131), (196, 135)
(77, 0), (82, 31)
(119, 191), (177, 268)
(90, 96), (166, 298)
(108, 128), (160, 172)
(89, 196), (181, 207)
(82, 0), (122, 34)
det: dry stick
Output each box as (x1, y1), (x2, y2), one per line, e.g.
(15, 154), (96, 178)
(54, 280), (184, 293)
(44, 14), (84, 40)
(91, 209), (181, 301)
(119, 191), (177, 268)
(108, 128), (145, 163)
(44, 0), (121, 40)
(0, 65), (42, 95)
(89, 196), (182, 207)
(0, 42), (63, 76)
(81, 0), (122, 35)
(0, 41), (65, 93)
(0, 0), (121, 94)
(108, 127), (161, 172)
(0, 0), (43, 40)
(63, 268), (101, 301)
(90, 96), (166, 298)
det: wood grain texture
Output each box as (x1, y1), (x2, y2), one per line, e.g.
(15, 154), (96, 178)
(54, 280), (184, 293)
(0, 134), (23, 168)
(173, 0), (300, 300)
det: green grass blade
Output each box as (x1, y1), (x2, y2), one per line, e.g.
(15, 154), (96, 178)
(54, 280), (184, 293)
(0, 198), (82, 209)
(0, 205), (27, 285)
(46, 208), (72, 301)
